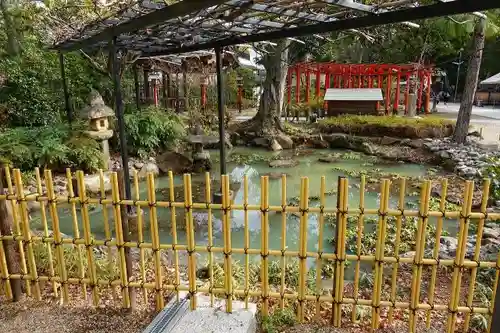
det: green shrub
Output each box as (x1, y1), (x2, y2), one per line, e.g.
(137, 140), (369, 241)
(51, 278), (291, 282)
(0, 123), (103, 172)
(319, 115), (453, 128)
(261, 308), (296, 333)
(124, 106), (185, 158)
(484, 158), (500, 202)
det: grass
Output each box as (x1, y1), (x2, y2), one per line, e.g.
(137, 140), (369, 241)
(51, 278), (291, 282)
(261, 308), (296, 333)
(319, 115), (453, 129)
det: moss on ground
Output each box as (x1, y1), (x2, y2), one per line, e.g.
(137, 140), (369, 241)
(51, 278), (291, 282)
(317, 115), (454, 139)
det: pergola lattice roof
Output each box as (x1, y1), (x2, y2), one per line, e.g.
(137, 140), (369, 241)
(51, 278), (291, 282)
(55, 0), (500, 56)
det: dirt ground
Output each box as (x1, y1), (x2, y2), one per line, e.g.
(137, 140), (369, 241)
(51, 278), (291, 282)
(0, 298), (155, 333)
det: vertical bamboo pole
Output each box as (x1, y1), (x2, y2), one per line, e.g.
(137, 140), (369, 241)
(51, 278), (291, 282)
(447, 181), (473, 333)
(280, 174), (287, 310)
(76, 170), (99, 305)
(65, 169), (86, 299)
(417, 70), (424, 112)
(334, 178), (348, 327)
(243, 175), (250, 309)
(260, 176), (270, 317)
(409, 180), (431, 332)
(168, 171), (180, 301)
(488, 252), (500, 331)
(184, 174), (197, 310)
(45, 170), (69, 303)
(315, 176), (326, 318)
(0, 165), (21, 301)
(464, 179), (490, 330)
(388, 177), (406, 323)
(13, 169), (40, 300)
(133, 170), (148, 303)
(297, 177), (309, 322)
(204, 172), (214, 307)
(352, 175), (366, 322)
(35, 168), (57, 296)
(5, 168), (29, 296)
(372, 179), (390, 329)
(99, 170), (116, 301)
(146, 173), (163, 310)
(0, 225), (12, 299)
(110, 172), (131, 308)
(222, 175), (232, 312)
(426, 178), (448, 328)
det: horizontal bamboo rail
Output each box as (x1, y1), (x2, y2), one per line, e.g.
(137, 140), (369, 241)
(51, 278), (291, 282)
(0, 167), (499, 333)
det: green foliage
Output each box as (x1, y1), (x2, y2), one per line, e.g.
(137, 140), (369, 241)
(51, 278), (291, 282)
(124, 106), (185, 158)
(33, 242), (119, 282)
(0, 123), (103, 172)
(484, 158), (500, 201)
(327, 215), (446, 256)
(228, 153), (274, 165)
(261, 308), (296, 333)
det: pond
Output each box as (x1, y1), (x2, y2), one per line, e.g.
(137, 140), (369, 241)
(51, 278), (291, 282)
(30, 147), (455, 272)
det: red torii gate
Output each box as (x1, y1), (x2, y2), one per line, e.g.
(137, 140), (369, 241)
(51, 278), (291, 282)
(286, 62), (433, 115)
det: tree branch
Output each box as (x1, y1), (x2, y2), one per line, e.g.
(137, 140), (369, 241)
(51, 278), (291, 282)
(79, 50), (110, 77)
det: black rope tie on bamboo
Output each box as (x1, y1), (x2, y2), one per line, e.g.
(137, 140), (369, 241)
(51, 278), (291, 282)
(317, 251), (323, 259)
(398, 208), (405, 218)
(206, 245), (212, 253)
(148, 201), (157, 208)
(260, 251), (269, 259)
(222, 205), (231, 215)
(281, 204), (287, 213)
(300, 207), (308, 216)
(243, 203), (248, 211)
(104, 238), (112, 246)
(223, 250), (232, 258)
(136, 240), (144, 249)
(378, 210), (387, 218)
(319, 205), (325, 214)
(244, 247), (249, 255)
(67, 194), (75, 204)
(359, 207), (365, 215)
(205, 202), (210, 210)
(185, 204), (191, 212)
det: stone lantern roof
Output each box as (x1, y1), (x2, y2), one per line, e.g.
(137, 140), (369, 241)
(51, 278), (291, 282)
(81, 90), (114, 119)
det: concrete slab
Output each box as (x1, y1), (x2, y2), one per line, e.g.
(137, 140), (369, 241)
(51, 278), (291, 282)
(143, 293), (257, 333)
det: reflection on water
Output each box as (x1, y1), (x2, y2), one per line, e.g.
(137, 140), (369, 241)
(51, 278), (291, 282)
(31, 147), (448, 273)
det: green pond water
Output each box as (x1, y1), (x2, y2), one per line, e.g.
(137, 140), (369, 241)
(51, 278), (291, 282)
(31, 148), (456, 271)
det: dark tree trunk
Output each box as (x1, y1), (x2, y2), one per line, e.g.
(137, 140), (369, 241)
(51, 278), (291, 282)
(452, 18), (486, 144)
(234, 39), (290, 136)
(0, 0), (20, 56)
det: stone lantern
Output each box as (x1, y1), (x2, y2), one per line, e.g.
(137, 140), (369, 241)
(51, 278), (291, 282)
(82, 90), (114, 169)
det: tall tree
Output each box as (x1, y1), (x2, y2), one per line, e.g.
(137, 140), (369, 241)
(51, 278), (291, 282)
(234, 39), (290, 137)
(0, 0), (21, 56)
(452, 18), (486, 144)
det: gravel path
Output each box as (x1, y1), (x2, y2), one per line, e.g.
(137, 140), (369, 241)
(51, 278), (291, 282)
(0, 298), (155, 333)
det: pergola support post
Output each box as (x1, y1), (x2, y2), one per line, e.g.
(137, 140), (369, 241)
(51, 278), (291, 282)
(175, 72), (180, 113)
(59, 51), (72, 126)
(111, 37), (131, 200)
(133, 64), (140, 110)
(143, 67), (151, 103)
(162, 71), (168, 109)
(215, 46), (226, 177)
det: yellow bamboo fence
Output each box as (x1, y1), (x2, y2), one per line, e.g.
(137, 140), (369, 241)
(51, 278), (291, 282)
(0, 167), (499, 333)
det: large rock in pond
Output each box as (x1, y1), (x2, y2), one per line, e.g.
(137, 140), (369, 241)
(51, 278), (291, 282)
(253, 137), (269, 147)
(276, 134), (294, 149)
(269, 159), (298, 168)
(84, 172), (111, 194)
(270, 139), (283, 151)
(137, 162), (160, 179)
(156, 151), (192, 174)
